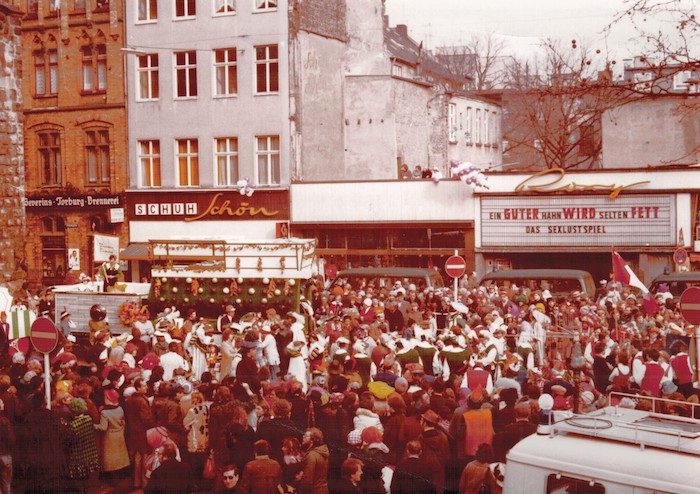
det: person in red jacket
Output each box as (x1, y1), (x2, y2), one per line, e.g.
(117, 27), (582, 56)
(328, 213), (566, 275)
(669, 340), (695, 398)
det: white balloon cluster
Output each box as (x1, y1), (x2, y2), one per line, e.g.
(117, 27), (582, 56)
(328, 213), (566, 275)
(449, 160), (490, 190)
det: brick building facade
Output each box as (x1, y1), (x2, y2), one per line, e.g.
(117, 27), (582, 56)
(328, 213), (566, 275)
(0, 2), (27, 292)
(19, 0), (128, 286)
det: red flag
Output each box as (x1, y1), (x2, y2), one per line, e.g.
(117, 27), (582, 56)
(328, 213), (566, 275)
(612, 250), (630, 286)
(612, 250), (658, 315)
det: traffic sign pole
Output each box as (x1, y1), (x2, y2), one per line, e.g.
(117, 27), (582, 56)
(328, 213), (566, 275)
(44, 353), (51, 410)
(30, 317), (60, 410)
(445, 250), (467, 303)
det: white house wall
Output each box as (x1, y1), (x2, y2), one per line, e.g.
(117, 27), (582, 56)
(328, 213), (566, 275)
(602, 97), (700, 168)
(293, 32), (346, 182)
(291, 180), (475, 223)
(125, 0), (291, 188)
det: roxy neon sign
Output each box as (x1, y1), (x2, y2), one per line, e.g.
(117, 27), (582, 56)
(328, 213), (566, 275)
(515, 168), (650, 199)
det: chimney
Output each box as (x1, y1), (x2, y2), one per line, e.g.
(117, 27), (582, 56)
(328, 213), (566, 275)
(396, 24), (408, 38)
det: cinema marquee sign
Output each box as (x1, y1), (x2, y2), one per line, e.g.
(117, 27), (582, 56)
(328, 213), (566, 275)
(480, 194), (676, 247)
(126, 189), (290, 222)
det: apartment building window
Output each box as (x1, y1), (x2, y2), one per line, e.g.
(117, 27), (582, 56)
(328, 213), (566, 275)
(448, 103), (457, 143)
(175, 0), (195, 18)
(73, 0), (86, 12)
(256, 135), (280, 185)
(465, 107), (472, 143)
(138, 0), (158, 21)
(137, 54), (159, 100)
(82, 45), (107, 93)
(214, 0), (235, 14)
(174, 51), (197, 98)
(176, 138), (199, 186)
(214, 48), (237, 96)
(491, 111), (498, 146)
(139, 140), (161, 187)
(254, 0), (277, 11)
(255, 45), (279, 94)
(673, 70), (692, 91)
(34, 50), (58, 96)
(95, 0), (110, 11)
(38, 132), (62, 186)
(28, 0), (38, 18)
(48, 0), (59, 16)
(475, 109), (481, 144)
(85, 130), (110, 185)
(215, 137), (239, 186)
(483, 111), (490, 146)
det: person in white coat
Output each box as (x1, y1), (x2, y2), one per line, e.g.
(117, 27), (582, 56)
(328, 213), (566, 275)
(260, 326), (281, 379)
(288, 312), (307, 344)
(286, 339), (308, 392)
(160, 341), (190, 381)
(184, 322), (211, 381)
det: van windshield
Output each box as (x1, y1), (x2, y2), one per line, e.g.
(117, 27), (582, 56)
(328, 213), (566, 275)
(650, 280), (700, 298)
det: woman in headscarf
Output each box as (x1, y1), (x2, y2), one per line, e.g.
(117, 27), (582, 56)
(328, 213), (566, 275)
(94, 389), (131, 477)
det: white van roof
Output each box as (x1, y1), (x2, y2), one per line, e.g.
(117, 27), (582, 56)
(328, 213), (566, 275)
(508, 433), (700, 494)
(507, 403), (700, 494)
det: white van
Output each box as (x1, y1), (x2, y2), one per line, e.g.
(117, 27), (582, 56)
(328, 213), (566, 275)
(503, 398), (700, 494)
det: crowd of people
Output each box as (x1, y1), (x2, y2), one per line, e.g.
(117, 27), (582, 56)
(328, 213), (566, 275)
(0, 272), (698, 494)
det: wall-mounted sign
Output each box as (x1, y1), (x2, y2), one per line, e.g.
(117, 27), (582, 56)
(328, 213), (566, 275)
(108, 207), (124, 223)
(93, 234), (120, 262)
(126, 189), (290, 222)
(23, 195), (122, 210)
(515, 168), (650, 199)
(481, 194), (676, 248)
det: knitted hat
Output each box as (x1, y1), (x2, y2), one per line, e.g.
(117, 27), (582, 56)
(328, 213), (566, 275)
(69, 397), (88, 415)
(361, 426), (383, 445)
(104, 389), (120, 405)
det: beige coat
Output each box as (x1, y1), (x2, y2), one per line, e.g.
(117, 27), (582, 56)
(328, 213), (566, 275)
(95, 405), (131, 472)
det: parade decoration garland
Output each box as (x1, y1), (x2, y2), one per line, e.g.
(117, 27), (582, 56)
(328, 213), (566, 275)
(149, 277), (302, 315)
(150, 241), (316, 253)
(449, 160), (490, 190)
(118, 300), (140, 326)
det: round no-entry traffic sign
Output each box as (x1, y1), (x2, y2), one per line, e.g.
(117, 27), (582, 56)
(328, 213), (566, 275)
(445, 255), (467, 278)
(30, 317), (59, 354)
(679, 287), (700, 325)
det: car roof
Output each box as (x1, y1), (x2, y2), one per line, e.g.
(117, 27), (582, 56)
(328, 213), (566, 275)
(651, 272), (700, 283)
(480, 269), (592, 281)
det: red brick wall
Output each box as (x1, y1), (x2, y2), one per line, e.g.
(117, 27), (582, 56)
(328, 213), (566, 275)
(21, 0), (128, 286)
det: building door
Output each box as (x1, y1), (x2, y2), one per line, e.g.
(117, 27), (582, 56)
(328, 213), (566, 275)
(41, 216), (66, 286)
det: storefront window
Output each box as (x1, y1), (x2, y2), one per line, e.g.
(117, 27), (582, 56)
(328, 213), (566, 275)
(322, 230), (345, 249)
(41, 216), (66, 285)
(393, 228), (429, 248)
(347, 230), (387, 250)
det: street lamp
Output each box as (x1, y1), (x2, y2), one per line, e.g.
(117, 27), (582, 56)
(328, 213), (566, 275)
(570, 333), (586, 414)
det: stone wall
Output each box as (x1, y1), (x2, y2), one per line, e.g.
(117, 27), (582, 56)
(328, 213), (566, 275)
(0, 2), (26, 291)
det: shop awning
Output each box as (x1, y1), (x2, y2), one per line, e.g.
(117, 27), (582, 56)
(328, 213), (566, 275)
(120, 243), (149, 260)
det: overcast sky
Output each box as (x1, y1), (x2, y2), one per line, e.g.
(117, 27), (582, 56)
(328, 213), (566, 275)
(383, 0), (680, 61)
